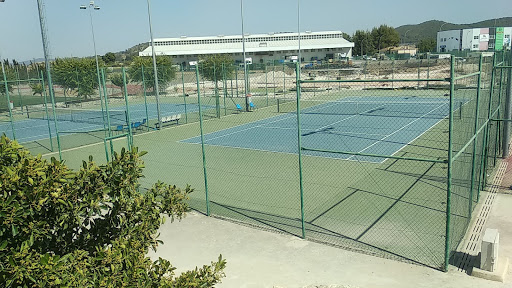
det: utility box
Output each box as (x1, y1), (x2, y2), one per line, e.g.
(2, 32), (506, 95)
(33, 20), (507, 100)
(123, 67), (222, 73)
(481, 228), (499, 272)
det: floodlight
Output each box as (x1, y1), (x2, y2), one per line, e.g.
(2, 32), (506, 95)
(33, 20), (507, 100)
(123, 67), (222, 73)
(80, 5), (87, 9)
(94, 6), (100, 10)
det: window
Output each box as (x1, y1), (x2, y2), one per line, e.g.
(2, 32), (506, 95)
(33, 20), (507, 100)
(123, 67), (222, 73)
(473, 44), (479, 48)
(474, 36), (479, 40)
(489, 43), (495, 49)
(490, 35), (495, 40)
(505, 35), (511, 39)
(444, 38), (447, 41)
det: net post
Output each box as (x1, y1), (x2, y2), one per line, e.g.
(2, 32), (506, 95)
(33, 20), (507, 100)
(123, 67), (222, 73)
(122, 67), (133, 148)
(444, 55), (455, 272)
(295, 62), (306, 239)
(2, 60), (16, 140)
(40, 71), (54, 152)
(141, 66), (150, 131)
(181, 64), (188, 123)
(468, 54), (483, 221)
(195, 64), (210, 216)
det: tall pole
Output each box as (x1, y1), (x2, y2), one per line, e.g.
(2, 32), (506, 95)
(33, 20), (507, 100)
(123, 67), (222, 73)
(37, 0), (62, 160)
(81, 2), (107, 132)
(503, 48), (512, 158)
(297, 0), (301, 68)
(146, 0), (162, 129)
(241, 0), (249, 111)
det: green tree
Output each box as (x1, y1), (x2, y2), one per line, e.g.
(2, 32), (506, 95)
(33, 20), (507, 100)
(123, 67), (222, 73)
(199, 54), (235, 118)
(342, 32), (352, 42)
(109, 72), (129, 88)
(371, 25), (400, 52)
(352, 30), (374, 56)
(417, 38), (437, 53)
(0, 64), (15, 96)
(102, 52), (116, 65)
(52, 57), (104, 98)
(29, 82), (45, 97)
(128, 56), (176, 94)
(0, 135), (227, 287)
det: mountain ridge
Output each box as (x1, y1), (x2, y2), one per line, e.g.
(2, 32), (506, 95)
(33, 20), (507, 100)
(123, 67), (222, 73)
(395, 17), (512, 44)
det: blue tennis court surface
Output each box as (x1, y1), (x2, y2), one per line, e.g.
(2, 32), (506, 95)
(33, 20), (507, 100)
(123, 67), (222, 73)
(181, 97), (453, 163)
(0, 103), (209, 144)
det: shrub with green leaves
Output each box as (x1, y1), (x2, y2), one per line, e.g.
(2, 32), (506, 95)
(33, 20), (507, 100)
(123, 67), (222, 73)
(0, 135), (226, 287)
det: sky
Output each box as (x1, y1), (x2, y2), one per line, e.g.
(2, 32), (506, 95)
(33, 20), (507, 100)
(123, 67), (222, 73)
(0, 0), (510, 62)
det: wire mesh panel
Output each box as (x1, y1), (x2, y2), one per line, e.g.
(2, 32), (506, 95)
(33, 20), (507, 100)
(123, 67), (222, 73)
(34, 53), (511, 272)
(297, 59), (453, 269)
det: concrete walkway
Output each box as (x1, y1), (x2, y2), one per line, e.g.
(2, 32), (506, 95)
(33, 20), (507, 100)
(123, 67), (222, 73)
(149, 159), (512, 288)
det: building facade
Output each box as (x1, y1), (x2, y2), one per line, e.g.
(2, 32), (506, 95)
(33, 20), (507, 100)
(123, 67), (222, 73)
(139, 31), (354, 68)
(437, 27), (512, 53)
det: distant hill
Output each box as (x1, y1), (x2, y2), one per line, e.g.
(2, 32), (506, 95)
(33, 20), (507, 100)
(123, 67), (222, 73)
(396, 17), (512, 44)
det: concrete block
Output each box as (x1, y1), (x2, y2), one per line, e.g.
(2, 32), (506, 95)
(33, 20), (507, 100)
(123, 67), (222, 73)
(481, 228), (499, 272)
(472, 257), (509, 282)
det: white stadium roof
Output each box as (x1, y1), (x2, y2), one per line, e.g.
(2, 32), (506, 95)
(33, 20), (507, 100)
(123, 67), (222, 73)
(139, 31), (354, 56)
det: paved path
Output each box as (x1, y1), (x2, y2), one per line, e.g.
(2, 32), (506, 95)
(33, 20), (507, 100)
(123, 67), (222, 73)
(149, 157), (512, 288)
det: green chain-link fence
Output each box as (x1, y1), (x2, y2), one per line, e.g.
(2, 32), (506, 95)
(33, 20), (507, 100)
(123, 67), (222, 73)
(13, 51), (510, 270)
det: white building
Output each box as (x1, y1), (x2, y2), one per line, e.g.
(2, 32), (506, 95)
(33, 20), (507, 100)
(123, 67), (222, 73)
(437, 27), (512, 53)
(139, 31), (354, 68)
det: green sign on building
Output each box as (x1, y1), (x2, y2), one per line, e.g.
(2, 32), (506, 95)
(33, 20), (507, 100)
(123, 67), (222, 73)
(495, 27), (504, 51)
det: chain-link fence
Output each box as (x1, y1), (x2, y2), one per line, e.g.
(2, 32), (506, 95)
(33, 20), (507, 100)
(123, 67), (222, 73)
(12, 51), (510, 271)
(130, 52), (511, 271)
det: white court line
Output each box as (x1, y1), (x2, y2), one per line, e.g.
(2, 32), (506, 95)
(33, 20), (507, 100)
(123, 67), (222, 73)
(347, 102), (449, 161)
(180, 100), (353, 143)
(257, 125), (389, 137)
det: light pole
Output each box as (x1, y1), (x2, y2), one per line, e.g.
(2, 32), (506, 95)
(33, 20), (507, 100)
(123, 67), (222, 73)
(439, 22), (448, 32)
(37, 0), (62, 159)
(241, 0), (249, 111)
(403, 29), (411, 45)
(80, 1), (106, 127)
(146, 0), (162, 129)
(378, 34), (384, 53)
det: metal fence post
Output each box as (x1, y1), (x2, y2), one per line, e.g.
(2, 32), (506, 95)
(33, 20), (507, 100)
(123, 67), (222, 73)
(1, 60), (16, 140)
(468, 54), (483, 220)
(181, 64), (188, 123)
(40, 71), (53, 152)
(141, 66), (150, 131)
(504, 49), (512, 158)
(101, 68), (114, 157)
(444, 55), (456, 272)
(295, 62), (306, 239)
(122, 67), (133, 148)
(196, 64), (210, 216)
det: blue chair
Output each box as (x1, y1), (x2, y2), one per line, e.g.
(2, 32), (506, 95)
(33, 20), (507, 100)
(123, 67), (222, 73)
(114, 125), (124, 134)
(141, 118), (147, 128)
(249, 102), (256, 110)
(236, 104), (243, 113)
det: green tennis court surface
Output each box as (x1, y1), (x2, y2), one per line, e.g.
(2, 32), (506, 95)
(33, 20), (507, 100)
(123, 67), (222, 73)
(182, 96), (453, 163)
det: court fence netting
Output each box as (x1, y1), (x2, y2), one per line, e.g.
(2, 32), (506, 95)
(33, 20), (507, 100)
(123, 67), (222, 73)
(2, 52), (511, 271)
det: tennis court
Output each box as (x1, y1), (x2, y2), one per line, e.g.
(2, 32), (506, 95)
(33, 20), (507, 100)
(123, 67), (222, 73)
(0, 102), (211, 144)
(182, 96), (456, 163)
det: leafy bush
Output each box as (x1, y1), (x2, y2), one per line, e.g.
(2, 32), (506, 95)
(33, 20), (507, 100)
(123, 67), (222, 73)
(0, 135), (226, 287)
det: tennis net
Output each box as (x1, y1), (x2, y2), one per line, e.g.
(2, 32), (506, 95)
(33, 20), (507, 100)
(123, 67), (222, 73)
(277, 98), (453, 120)
(29, 107), (127, 126)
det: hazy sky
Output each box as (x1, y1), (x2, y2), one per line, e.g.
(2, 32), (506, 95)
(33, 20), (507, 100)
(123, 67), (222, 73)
(0, 0), (510, 62)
